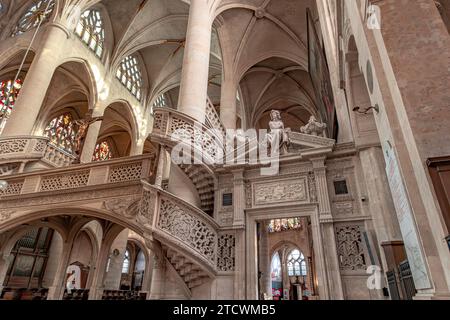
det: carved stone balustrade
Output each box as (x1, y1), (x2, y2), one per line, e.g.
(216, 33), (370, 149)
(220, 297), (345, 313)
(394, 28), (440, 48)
(206, 97), (226, 138)
(140, 181), (219, 277)
(43, 143), (76, 168)
(0, 136), (76, 175)
(0, 155), (153, 197)
(151, 108), (224, 165)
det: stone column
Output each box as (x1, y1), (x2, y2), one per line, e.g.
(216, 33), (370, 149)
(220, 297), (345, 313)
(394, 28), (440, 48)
(88, 233), (121, 300)
(102, 229), (128, 290)
(149, 242), (166, 300)
(258, 220), (272, 298)
(2, 25), (69, 136)
(312, 157), (344, 300)
(47, 238), (75, 300)
(220, 78), (238, 130)
(232, 169), (245, 227)
(80, 120), (103, 164)
(235, 229), (246, 299)
(177, 0), (212, 123)
(141, 250), (154, 297)
(359, 146), (403, 271)
(232, 168), (247, 298)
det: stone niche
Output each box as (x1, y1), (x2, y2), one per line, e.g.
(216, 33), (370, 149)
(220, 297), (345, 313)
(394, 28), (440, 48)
(326, 157), (361, 218)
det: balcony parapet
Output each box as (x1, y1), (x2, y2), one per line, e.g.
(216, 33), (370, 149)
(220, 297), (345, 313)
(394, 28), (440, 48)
(151, 108), (223, 166)
(0, 154), (154, 197)
(0, 136), (76, 174)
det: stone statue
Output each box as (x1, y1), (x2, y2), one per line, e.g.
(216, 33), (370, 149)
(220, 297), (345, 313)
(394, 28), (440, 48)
(73, 111), (103, 162)
(300, 116), (327, 137)
(267, 110), (290, 155)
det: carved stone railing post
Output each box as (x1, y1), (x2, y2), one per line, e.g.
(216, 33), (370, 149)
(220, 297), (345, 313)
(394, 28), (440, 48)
(311, 157), (344, 300)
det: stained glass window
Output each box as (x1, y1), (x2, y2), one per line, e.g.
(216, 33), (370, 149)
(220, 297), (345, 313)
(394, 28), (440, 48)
(268, 218), (302, 233)
(44, 113), (77, 153)
(12, 0), (55, 36)
(92, 140), (113, 161)
(75, 10), (105, 58)
(116, 55), (143, 100)
(0, 79), (22, 125)
(287, 249), (307, 276)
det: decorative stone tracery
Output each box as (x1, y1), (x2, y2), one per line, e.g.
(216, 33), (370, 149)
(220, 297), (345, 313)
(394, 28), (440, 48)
(335, 225), (367, 271)
(158, 199), (216, 264)
(108, 163), (143, 183)
(217, 233), (235, 272)
(40, 170), (90, 192)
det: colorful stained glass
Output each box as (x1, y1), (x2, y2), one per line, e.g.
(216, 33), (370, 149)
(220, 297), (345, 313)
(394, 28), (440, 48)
(75, 10), (105, 58)
(12, 0), (55, 36)
(268, 218), (302, 233)
(0, 79), (22, 116)
(44, 113), (76, 153)
(92, 140), (113, 161)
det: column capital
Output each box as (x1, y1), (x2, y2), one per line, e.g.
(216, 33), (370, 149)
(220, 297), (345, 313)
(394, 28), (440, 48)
(311, 157), (327, 169)
(232, 168), (245, 181)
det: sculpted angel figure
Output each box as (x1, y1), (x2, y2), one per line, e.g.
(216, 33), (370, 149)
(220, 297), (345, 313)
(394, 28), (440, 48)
(73, 111), (103, 162)
(267, 110), (290, 155)
(300, 116), (327, 137)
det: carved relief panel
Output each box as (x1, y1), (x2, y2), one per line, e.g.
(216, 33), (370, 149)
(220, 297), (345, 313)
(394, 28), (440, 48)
(252, 177), (309, 207)
(217, 233), (235, 272)
(335, 224), (368, 272)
